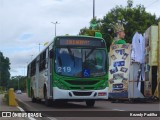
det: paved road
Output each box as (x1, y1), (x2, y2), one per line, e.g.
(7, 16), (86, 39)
(0, 94), (28, 120)
(15, 93), (160, 120)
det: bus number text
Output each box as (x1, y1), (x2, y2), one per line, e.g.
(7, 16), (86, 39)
(57, 67), (71, 73)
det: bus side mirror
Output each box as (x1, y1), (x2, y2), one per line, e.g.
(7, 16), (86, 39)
(49, 50), (54, 58)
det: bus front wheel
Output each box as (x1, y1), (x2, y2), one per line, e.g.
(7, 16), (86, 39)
(44, 87), (52, 106)
(86, 100), (95, 107)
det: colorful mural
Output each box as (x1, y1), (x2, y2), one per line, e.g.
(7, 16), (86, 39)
(109, 44), (131, 98)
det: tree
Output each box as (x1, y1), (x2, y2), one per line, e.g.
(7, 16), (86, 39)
(79, 17), (101, 36)
(79, 1), (160, 50)
(0, 52), (10, 89)
(127, 0), (133, 8)
(101, 4), (160, 48)
(8, 76), (27, 91)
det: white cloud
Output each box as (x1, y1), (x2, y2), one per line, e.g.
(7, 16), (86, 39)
(0, 0), (159, 76)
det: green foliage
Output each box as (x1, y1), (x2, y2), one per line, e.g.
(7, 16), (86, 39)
(79, 17), (102, 35)
(80, 29), (100, 36)
(0, 52), (10, 89)
(8, 76), (27, 92)
(79, 2), (160, 50)
(3, 92), (9, 104)
(101, 4), (159, 48)
(0, 86), (5, 94)
(127, 0), (133, 8)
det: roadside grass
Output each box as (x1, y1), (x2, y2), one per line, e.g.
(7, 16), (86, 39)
(2, 91), (9, 105)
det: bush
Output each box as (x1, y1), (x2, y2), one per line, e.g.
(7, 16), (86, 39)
(0, 86), (6, 94)
(0, 91), (3, 94)
(3, 92), (9, 105)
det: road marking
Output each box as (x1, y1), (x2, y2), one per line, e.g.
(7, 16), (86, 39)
(16, 98), (32, 109)
(112, 108), (125, 111)
(16, 98), (57, 120)
(17, 106), (36, 120)
(17, 106), (24, 111)
(47, 117), (58, 120)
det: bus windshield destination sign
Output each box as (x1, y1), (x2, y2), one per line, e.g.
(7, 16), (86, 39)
(57, 37), (105, 47)
(65, 40), (90, 45)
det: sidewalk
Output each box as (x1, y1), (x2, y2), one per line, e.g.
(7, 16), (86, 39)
(0, 93), (27, 120)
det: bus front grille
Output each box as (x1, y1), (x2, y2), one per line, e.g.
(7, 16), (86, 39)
(72, 91), (92, 96)
(65, 80), (99, 85)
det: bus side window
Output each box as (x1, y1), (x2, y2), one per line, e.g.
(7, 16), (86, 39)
(31, 60), (36, 76)
(39, 51), (46, 72)
(27, 65), (31, 77)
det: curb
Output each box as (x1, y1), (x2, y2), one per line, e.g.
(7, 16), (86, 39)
(15, 98), (38, 112)
(15, 98), (55, 120)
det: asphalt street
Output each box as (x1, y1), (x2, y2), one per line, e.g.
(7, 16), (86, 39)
(15, 93), (160, 120)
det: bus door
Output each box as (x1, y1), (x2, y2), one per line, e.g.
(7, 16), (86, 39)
(46, 44), (53, 99)
(35, 56), (40, 98)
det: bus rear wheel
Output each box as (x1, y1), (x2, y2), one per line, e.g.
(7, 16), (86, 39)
(86, 100), (95, 107)
(31, 88), (36, 103)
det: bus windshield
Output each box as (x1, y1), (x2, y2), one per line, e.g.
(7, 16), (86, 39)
(55, 48), (106, 77)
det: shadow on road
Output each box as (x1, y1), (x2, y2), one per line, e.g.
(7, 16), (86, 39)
(24, 100), (101, 109)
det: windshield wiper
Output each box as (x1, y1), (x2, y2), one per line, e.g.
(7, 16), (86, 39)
(67, 48), (75, 67)
(85, 48), (95, 59)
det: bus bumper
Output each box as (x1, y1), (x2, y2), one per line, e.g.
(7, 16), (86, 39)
(53, 87), (108, 100)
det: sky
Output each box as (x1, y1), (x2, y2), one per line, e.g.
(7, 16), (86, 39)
(0, 0), (160, 76)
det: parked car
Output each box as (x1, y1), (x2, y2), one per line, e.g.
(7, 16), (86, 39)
(16, 90), (22, 94)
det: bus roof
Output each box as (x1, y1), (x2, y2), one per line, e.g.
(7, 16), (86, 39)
(28, 35), (106, 66)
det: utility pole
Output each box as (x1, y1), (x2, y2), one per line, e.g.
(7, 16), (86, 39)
(38, 43), (41, 52)
(51, 21), (60, 37)
(93, 0), (95, 19)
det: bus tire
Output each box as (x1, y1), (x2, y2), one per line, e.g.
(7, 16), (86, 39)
(86, 100), (95, 107)
(44, 87), (52, 106)
(31, 88), (36, 103)
(36, 99), (41, 103)
(45, 98), (52, 106)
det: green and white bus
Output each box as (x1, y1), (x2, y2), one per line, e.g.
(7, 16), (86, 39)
(27, 35), (108, 107)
